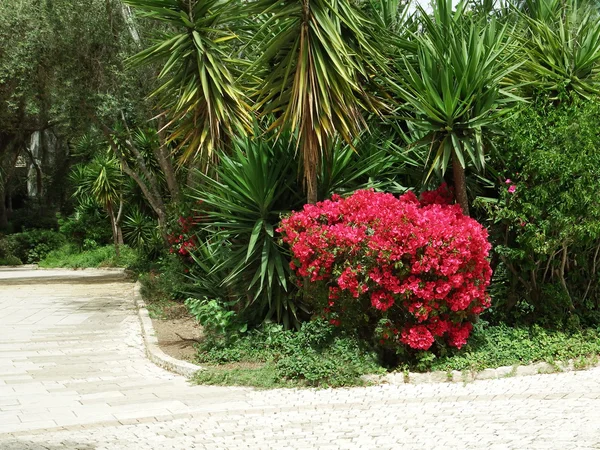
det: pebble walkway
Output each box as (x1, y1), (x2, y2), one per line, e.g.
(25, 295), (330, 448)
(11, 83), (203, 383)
(1, 269), (600, 449)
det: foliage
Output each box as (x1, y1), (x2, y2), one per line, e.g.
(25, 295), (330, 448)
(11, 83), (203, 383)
(0, 254), (22, 266)
(185, 298), (239, 336)
(7, 206), (59, 233)
(418, 322), (600, 372)
(279, 188), (492, 353)
(138, 254), (191, 302)
(38, 244), (138, 269)
(123, 207), (158, 250)
(249, 0), (388, 202)
(318, 132), (427, 199)
(57, 203), (113, 250)
(189, 136), (305, 328)
(1, 230), (66, 264)
(194, 319), (382, 387)
(518, 0), (600, 99)
(124, 0), (252, 166)
(485, 95), (600, 325)
(392, 0), (522, 212)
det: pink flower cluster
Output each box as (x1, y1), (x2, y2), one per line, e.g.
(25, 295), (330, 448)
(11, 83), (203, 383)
(278, 187), (492, 351)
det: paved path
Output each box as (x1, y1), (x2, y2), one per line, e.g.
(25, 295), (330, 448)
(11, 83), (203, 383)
(1, 269), (600, 449)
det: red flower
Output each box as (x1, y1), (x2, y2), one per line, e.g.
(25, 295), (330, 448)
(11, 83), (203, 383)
(400, 325), (435, 351)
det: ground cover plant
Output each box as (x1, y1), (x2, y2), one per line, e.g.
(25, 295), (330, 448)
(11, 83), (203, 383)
(39, 244), (138, 269)
(192, 318), (383, 388)
(419, 322), (600, 373)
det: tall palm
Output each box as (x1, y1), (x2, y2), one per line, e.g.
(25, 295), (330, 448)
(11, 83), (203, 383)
(248, 0), (388, 203)
(392, 0), (522, 215)
(124, 0), (253, 166)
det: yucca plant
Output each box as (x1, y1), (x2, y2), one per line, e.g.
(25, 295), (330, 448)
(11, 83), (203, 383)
(248, 0), (389, 203)
(516, 0), (600, 98)
(124, 0), (253, 166)
(123, 206), (156, 249)
(189, 135), (305, 328)
(391, 0), (523, 215)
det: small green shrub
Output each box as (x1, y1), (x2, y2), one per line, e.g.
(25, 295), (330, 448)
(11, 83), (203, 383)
(185, 298), (240, 336)
(57, 205), (112, 250)
(138, 254), (190, 302)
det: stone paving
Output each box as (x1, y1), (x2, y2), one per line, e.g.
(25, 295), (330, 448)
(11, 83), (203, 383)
(1, 269), (600, 449)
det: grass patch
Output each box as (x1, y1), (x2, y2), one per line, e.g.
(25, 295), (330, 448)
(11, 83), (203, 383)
(38, 244), (138, 269)
(194, 363), (294, 389)
(419, 323), (600, 372)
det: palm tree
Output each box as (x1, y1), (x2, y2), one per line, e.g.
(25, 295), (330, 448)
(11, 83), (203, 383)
(392, 0), (522, 215)
(123, 0), (253, 167)
(71, 155), (125, 257)
(248, 0), (389, 203)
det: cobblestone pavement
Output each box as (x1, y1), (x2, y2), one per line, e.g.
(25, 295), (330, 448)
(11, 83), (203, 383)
(1, 269), (600, 450)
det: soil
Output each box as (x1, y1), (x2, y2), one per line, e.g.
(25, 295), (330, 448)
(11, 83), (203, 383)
(149, 303), (203, 363)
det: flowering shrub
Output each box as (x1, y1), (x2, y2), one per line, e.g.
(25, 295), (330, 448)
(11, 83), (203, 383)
(167, 214), (201, 258)
(278, 186), (492, 352)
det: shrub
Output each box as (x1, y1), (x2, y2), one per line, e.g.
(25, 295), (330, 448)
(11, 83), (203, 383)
(57, 202), (112, 250)
(2, 230), (66, 264)
(279, 187), (492, 353)
(487, 95), (600, 325)
(0, 255), (22, 266)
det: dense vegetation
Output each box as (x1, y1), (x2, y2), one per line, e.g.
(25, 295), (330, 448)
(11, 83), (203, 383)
(2, 0), (600, 386)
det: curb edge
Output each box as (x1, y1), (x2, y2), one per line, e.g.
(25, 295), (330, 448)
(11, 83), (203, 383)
(133, 281), (204, 379)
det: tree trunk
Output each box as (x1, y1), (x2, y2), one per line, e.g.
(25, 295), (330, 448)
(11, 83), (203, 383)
(107, 203), (120, 258)
(0, 137), (21, 229)
(302, 114), (320, 205)
(452, 153), (470, 216)
(306, 170), (318, 204)
(156, 117), (181, 202)
(0, 186), (7, 230)
(116, 196), (125, 245)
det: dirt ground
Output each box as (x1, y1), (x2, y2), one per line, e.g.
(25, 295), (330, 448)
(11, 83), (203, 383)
(149, 303), (203, 363)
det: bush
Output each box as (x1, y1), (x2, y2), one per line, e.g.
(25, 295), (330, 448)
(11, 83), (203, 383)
(1, 230), (66, 264)
(0, 255), (22, 266)
(488, 95), (600, 325)
(279, 188), (492, 354)
(57, 204), (112, 250)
